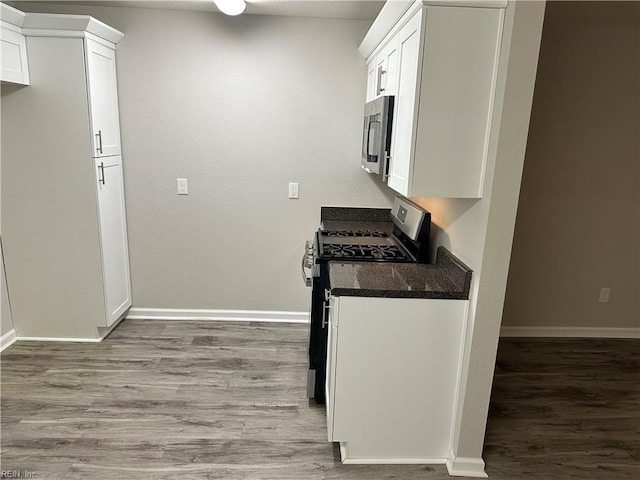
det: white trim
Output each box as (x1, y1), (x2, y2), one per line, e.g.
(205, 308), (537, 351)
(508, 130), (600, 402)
(339, 442), (448, 465)
(446, 450), (487, 478)
(359, 0), (508, 59)
(1, 3), (26, 28)
(15, 336), (103, 343)
(126, 308), (310, 324)
(0, 329), (18, 352)
(449, 302), (470, 455)
(342, 457), (447, 465)
(22, 13), (124, 43)
(500, 326), (640, 339)
(1, 20), (23, 35)
(359, 0), (415, 59)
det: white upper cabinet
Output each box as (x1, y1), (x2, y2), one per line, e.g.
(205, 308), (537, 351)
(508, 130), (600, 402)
(0, 4), (30, 85)
(366, 35), (399, 101)
(86, 38), (122, 158)
(361, 1), (507, 198)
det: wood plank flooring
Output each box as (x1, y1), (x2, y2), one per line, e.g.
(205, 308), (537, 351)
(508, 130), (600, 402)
(1, 320), (638, 479)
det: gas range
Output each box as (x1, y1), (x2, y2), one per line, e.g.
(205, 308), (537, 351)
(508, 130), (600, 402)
(303, 197), (431, 403)
(317, 230), (412, 262)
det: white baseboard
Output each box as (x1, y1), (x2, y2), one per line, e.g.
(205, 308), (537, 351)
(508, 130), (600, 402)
(342, 457), (447, 465)
(15, 336), (103, 343)
(500, 326), (640, 339)
(446, 450), (487, 478)
(339, 442), (447, 465)
(0, 329), (18, 352)
(126, 308), (310, 324)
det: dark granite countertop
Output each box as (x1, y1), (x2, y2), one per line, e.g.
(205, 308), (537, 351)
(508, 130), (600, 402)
(320, 206), (393, 232)
(329, 247), (472, 299)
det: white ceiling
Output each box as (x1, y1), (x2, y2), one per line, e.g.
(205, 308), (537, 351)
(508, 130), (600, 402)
(20, 0), (385, 20)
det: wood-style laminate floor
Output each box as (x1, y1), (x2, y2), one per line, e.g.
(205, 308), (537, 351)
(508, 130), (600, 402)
(1, 320), (638, 479)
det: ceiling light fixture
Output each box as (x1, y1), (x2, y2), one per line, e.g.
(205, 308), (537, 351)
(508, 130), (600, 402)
(214, 0), (247, 16)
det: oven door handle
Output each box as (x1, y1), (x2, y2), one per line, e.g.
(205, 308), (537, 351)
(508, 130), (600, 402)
(301, 253), (312, 287)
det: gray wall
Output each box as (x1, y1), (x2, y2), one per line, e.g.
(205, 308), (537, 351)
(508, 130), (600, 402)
(15, 2), (395, 313)
(503, 1), (640, 330)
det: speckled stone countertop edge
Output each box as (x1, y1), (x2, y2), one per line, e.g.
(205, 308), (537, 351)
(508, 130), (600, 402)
(328, 288), (470, 299)
(329, 247), (473, 300)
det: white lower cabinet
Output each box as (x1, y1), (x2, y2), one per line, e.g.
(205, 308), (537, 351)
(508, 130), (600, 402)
(325, 294), (468, 463)
(95, 156), (132, 326)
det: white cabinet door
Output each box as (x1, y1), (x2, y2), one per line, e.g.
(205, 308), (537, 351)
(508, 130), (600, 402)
(325, 295), (338, 441)
(86, 38), (122, 158)
(412, 6), (504, 198)
(95, 155), (131, 326)
(387, 10), (422, 196)
(327, 295), (468, 460)
(376, 37), (399, 97)
(0, 22), (29, 85)
(366, 60), (376, 102)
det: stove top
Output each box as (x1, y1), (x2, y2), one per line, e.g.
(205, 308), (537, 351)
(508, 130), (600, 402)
(321, 243), (408, 261)
(321, 230), (388, 238)
(317, 229), (413, 262)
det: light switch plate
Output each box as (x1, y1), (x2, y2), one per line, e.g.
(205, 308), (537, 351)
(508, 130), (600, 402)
(288, 182), (299, 199)
(177, 178), (188, 195)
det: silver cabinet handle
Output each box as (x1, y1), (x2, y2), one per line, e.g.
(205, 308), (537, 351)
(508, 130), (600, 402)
(98, 162), (105, 185)
(95, 130), (103, 155)
(376, 66), (386, 96)
(97, 162), (117, 186)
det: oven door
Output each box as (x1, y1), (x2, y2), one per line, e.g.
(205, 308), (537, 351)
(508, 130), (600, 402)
(308, 264), (328, 404)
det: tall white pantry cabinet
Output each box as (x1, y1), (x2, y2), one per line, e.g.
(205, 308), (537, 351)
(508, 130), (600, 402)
(2, 13), (132, 340)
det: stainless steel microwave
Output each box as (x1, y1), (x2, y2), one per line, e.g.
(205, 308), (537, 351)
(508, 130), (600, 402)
(361, 95), (394, 177)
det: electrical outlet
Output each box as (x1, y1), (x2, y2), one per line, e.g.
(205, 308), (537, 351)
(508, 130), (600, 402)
(177, 178), (188, 195)
(598, 288), (611, 303)
(288, 182), (299, 199)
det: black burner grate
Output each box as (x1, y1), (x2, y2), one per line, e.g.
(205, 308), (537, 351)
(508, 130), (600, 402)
(321, 230), (388, 238)
(321, 243), (407, 260)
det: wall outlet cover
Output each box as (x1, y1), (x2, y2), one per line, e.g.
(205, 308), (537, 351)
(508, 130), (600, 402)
(598, 288), (611, 303)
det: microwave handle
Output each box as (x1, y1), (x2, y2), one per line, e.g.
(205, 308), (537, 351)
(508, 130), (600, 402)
(367, 120), (381, 159)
